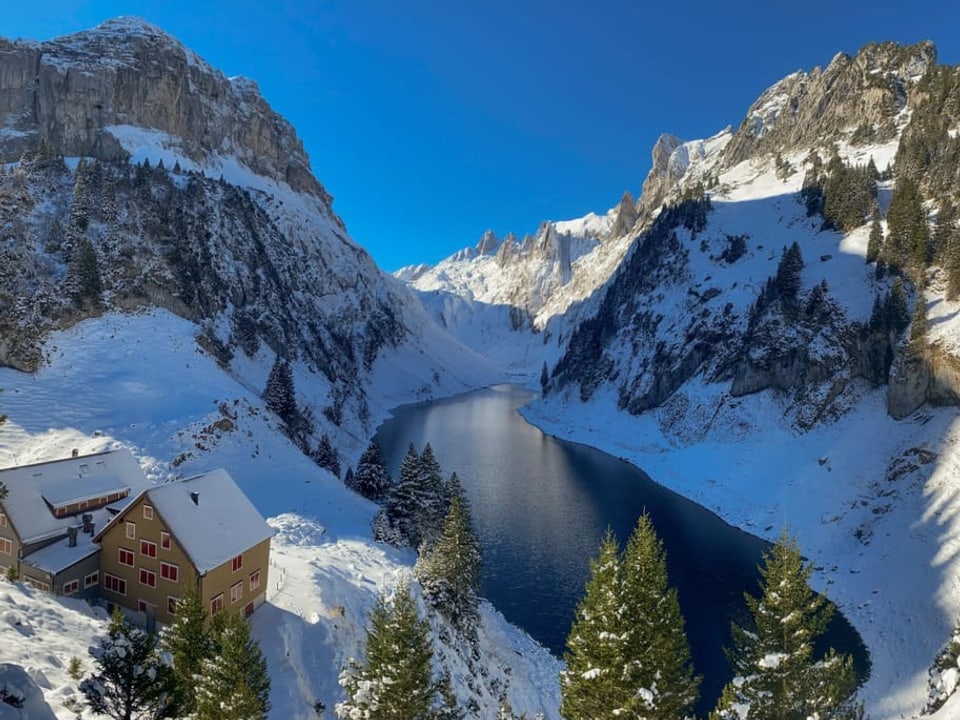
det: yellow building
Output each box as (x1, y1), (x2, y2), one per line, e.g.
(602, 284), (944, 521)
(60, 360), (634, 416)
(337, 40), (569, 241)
(94, 469), (273, 625)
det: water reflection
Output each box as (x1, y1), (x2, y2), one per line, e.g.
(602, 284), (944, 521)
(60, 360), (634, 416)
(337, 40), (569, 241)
(374, 384), (865, 712)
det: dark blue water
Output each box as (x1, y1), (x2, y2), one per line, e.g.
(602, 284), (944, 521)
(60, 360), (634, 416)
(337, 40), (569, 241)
(373, 384), (867, 713)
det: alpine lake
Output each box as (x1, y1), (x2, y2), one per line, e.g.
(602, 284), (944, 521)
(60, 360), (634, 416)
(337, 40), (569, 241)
(373, 384), (868, 714)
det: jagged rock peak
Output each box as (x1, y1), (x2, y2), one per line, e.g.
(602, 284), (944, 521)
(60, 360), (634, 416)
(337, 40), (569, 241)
(638, 133), (685, 213)
(724, 40), (938, 165)
(609, 190), (638, 238)
(476, 229), (501, 255)
(0, 17), (329, 201)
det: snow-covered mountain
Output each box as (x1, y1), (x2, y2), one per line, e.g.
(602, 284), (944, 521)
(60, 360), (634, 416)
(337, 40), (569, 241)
(392, 38), (960, 717)
(0, 17), (503, 453)
(7, 21), (960, 720)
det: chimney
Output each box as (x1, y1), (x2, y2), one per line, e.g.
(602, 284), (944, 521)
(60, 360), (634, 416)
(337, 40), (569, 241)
(71, 448), (79, 458)
(81, 513), (93, 533)
(189, 491), (199, 506)
(67, 526), (78, 547)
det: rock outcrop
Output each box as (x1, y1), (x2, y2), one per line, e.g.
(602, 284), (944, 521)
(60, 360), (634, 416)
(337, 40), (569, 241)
(0, 17), (326, 201)
(723, 41), (936, 165)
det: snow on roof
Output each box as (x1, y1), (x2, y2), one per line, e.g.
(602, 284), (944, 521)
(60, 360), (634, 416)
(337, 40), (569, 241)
(40, 475), (130, 508)
(0, 449), (148, 545)
(21, 530), (100, 575)
(145, 469), (273, 574)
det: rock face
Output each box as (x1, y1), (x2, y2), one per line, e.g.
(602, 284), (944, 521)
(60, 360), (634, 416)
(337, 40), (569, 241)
(0, 19), (438, 440)
(888, 344), (960, 419)
(0, 17), (326, 201)
(723, 41), (936, 165)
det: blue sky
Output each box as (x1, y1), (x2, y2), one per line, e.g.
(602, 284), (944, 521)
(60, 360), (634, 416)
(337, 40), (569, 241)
(6, 2), (960, 270)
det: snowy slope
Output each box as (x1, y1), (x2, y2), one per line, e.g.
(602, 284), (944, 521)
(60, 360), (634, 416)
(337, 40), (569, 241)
(0, 310), (559, 719)
(517, 128), (960, 717)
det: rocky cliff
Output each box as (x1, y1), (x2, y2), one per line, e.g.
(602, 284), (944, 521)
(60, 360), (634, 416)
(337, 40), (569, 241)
(544, 40), (960, 429)
(0, 17), (325, 201)
(0, 18), (481, 447)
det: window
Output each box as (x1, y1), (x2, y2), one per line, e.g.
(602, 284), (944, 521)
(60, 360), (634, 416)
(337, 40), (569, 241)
(160, 531), (171, 551)
(139, 568), (156, 588)
(62, 579), (79, 595)
(25, 577), (50, 592)
(104, 573), (127, 596)
(0, 538), (11, 555)
(125, 521), (136, 539)
(0, 512), (6, 527)
(231, 554), (243, 572)
(137, 599), (156, 615)
(140, 540), (157, 558)
(167, 595), (179, 616)
(143, 505), (154, 520)
(84, 571), (99, 588)
(160, 562), (179, 583)
(210, 593), (224, 614)
(230, 581), (243, 604)
(249, 569), (261, 591)
(118, 548), (135, 567)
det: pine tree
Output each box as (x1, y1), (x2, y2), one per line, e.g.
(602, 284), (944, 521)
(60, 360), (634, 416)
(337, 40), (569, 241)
(866, 207), (883, 264)
(540, 361), (549, 393)
(336, 580), (437, 719)
(195, 612), (270, 720)
(263, 355), (296, 425)
(314, 433), (341, 477)
(775, 242), (804, 301)
(379, 443), (449, 549)
(885, 176), (929, 277)
(911, 291), (929, 349)
(435, 673), (466, 720)
(352, 442), (392, 501)
(619, 514), (700, 718)
(415, 492), (483, 635)
(945, 224), (960, 301)
(79, 609), (174, 720)
(561, 530), (630, 718)
(161, 588), (211, 716)
(886, 278), (911, 335)
(711, 531), (860, 720)
(415, 443), (448, 548)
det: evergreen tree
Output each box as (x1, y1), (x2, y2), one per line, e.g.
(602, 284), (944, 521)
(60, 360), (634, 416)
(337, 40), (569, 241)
(263, 355), (296, 425)
(933, 202), (956, 263)
(945, 224), (960, 301)
(866, 207), (883, 264)
(886, 278), (911, 335)
(80, 609), (174, 720)
(336, 580), (437, 719)
(540, 362), (549, 393)
(415, 492), (483, 635)
(314, 433), (341, 477)
(775, 242), (804, 301)
(195, 612), (270, 720)
(435, 673), (466, 720)
(352, 442), (392, 501)
(67, 238), (103, 307)
(161, 588), (211, 717)
(619, 514), (700, 718)
(885, 176), (929, 277)
(561, 530), (630, 718)
(378, 443), (448, 549)
(911, 292), (929, 349)
(711, 531), (860, 720)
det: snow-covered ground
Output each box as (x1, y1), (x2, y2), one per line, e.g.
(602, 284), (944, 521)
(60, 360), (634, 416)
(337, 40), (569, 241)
(513, 139), (960, 718)
(0, 310), (560, 719)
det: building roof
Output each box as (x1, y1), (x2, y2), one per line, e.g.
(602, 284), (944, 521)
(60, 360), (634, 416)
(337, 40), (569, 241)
(0, 449), (149, 545)
(22, 531), (100, 575)
(101, 469), (273, 575)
